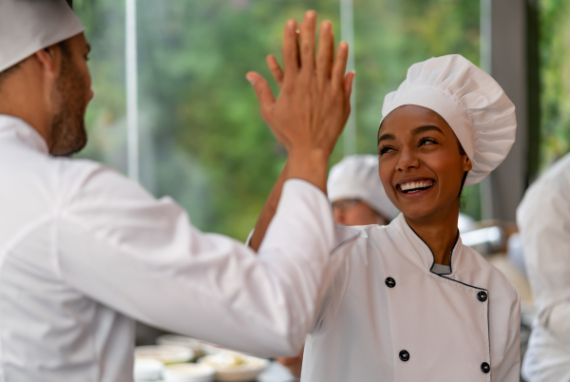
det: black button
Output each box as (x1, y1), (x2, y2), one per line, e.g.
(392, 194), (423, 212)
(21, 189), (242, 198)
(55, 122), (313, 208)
(477, 291), (488, 302)
(399, 350), (410, 362)
(481, 362), (490, 373)
(385, 277), (396, 288)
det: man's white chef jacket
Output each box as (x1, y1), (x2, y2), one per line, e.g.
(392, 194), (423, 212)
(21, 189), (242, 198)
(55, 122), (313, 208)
(302, 215), (521, 382)
(518, 153), (570, 382)
(0, 115), (338, 381)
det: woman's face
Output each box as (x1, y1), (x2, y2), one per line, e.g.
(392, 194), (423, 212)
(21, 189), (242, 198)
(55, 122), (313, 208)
(377, 105), (472, 220)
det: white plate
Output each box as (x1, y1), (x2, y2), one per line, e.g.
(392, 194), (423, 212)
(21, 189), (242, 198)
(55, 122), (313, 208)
(199, 351), (269, 382)
(135, 345), (194, 365)
(157, 335), (206, 359)
(134, 358), (164, 381)
(163, 363), (216, 382)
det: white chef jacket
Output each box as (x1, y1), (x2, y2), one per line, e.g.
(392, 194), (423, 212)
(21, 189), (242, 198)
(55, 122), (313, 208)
(302, 214), (521, 382)
(517, 153), (570, 382)
(0, 115), (340, 382)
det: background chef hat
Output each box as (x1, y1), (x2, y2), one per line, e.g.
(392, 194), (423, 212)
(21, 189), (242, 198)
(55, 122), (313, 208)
(328, 155), (399, 221)
(0, 0), (84, 73)
(381, 54), (516, 187)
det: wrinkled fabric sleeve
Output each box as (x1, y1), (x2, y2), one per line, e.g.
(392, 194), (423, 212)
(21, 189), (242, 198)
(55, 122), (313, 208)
(55, 165), (334, 357)
(517, 173), (570, 340)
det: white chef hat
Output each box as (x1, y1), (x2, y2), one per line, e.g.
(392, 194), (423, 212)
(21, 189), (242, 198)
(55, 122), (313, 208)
(328, 155), (399, 221)
(0, 0), (84, 73)
(381, 54), (516, 187)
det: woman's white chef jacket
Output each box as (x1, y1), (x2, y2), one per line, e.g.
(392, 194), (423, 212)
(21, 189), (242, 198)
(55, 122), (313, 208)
(517, 153), (570, 382)
(0, 115), (339, 382)
(302, 214), (521, 382)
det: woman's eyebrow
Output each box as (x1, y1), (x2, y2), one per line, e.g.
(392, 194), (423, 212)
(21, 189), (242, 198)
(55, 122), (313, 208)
(377, 133), (396, 145)
(411, 125), (443, 136)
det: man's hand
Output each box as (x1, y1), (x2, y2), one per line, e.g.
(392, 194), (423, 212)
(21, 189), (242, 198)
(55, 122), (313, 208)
(246, 11), (355, 192)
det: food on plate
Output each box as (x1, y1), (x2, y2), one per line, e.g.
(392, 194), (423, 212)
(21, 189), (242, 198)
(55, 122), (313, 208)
(199, 351), (269, 382)
(135, 345), (194, 365)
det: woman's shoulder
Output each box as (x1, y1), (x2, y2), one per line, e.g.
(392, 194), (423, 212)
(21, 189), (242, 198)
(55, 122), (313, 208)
(456, 244), (520, 305)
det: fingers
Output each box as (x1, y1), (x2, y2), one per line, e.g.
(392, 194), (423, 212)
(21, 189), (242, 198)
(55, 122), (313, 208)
(316, 21), (334, 85)
(299, 10), (317, 74)
(332, 41), (349, 88)
(246, 72), (275, 120)
(282, 19), (299, 75)
(344, 70), (356, 102)
(266, 55), (284, 88)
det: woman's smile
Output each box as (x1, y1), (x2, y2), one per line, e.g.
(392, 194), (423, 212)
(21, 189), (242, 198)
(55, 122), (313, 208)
(397, 178), (435, 195)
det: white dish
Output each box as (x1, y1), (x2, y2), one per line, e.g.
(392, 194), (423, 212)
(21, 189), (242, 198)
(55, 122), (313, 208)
(134, 358), (164, 381)
(157, 335), (206, 359)
(199, 351), (269, 382)
(163, 363), (216, 382)
(135, 345), (194, 365)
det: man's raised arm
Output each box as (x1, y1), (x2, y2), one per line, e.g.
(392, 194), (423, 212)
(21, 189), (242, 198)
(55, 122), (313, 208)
(247, 11), (355, 251)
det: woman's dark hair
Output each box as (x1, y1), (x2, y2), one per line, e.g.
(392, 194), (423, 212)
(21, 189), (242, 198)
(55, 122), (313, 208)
(457, 138), (469, 206)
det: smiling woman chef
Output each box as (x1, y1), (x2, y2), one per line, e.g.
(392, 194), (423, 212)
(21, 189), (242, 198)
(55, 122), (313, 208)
(250, 54), (520, 381)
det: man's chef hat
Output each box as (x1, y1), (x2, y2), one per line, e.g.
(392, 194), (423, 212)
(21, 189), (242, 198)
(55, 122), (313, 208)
(328, 155), (399, 221)
(0, 0), (84, 73)
(381, 54), (516, 187)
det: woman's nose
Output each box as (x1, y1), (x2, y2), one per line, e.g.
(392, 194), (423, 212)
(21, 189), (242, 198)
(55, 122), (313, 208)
(396, 150), (420, 172)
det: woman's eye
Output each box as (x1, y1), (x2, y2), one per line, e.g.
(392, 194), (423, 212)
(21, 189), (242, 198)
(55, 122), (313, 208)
(419, 137), (437, 146)
(378, 146), (394, 156)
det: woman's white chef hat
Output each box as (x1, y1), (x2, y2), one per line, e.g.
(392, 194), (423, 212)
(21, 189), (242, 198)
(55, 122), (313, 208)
(328, 155), (399, 221)
(0, 0), (84, 73)
(381, 54), (517, 187)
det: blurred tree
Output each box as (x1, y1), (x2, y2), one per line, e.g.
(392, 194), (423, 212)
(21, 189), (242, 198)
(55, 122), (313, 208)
(538, 0), (570, 169)
(74, 0), (481, 239)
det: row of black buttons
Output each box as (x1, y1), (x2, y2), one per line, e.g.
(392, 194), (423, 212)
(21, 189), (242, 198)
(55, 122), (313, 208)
(387, 277), (489, 373)
(398, 350), (490, 373)
(385, 277), (488, 303)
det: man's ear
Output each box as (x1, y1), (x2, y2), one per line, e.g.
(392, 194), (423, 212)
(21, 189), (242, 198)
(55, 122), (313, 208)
(34, 44), (62, 78)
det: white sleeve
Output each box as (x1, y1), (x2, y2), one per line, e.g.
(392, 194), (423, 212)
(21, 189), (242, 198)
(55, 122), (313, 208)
(55, 166), (334, 357)
(546, 300), (570, 343)
(517, 175), (570, 327)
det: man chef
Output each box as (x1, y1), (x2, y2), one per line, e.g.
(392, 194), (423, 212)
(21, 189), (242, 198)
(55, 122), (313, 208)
(0, 1), (355, 380)
(518, 153), (570, 381)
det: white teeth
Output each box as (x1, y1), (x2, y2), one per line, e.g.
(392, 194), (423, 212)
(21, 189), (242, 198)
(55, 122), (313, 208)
(400, 180), (433, 191)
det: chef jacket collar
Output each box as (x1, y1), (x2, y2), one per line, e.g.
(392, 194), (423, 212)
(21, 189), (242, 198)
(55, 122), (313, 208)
(391, 213), (462, 276)
(0, 114), (49, 154)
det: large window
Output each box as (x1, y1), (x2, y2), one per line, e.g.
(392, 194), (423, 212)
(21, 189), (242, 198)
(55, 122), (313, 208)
(74, 0), (482, 240)
(538, 0), (570, 170)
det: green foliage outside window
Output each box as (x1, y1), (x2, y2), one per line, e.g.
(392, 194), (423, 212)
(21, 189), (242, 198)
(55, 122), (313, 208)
(73, 0), (481, 240)
(539, 0), (570, 170)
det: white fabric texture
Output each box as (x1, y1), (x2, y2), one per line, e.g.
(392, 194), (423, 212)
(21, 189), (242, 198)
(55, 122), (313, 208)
(327, 155), (399, 220)
(0, 114), (343, 381)
(302, 216), (521, 382)
(381, 54), (517, 187)
(0, 0), (84, 72)
(517, 153), (570, 381)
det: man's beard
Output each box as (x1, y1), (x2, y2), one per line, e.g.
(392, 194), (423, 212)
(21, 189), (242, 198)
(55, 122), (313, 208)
(48, 57), (88, 157)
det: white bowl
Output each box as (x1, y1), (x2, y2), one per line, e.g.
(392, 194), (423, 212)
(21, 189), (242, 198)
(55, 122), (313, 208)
(135, 345), (194, 365)
(199, 351), (269, 382)
(163, 363), (216, 382)
(134, 358), (164, 381)
(157, 335), (206, 359)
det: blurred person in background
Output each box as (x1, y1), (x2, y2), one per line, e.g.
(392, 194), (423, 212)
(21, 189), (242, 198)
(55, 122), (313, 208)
(517, 153), (570, 382)
(251, 54), (521, 381)
(277, 154), (399, 378)
(0, 1), (355, 380)
(328, 155), (400, 226)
